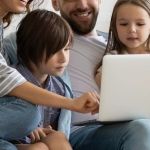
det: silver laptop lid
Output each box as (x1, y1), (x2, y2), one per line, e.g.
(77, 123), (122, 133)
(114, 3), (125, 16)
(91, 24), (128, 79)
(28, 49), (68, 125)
(98, 54), (150, 122)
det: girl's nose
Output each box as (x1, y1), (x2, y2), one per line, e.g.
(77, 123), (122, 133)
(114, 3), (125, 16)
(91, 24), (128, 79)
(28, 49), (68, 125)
(128, 24), (136, 33)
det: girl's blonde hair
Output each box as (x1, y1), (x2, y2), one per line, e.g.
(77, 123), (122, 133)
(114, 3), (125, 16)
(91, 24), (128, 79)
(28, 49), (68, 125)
(106, 0), (150, 53)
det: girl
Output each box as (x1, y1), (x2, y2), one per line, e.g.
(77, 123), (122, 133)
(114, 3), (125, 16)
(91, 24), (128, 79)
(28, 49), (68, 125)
(95, 0), (150, 86)
(0, 1), (99, 150)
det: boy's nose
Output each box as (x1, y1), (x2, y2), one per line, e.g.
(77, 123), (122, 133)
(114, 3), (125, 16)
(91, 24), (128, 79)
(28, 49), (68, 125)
(59, 51), (67, 63)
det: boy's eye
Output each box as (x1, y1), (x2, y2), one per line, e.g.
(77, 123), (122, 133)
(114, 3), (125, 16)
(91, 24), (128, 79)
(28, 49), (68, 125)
(64, 47), (70, 51)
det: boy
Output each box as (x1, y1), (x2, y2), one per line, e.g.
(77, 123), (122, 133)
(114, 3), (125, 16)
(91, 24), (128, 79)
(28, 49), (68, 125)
(15, 9), (73, 150)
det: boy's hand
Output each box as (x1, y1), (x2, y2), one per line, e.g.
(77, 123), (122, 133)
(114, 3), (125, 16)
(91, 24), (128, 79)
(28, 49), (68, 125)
(29, 126), (52, 143)
(72, 92), (100, 114)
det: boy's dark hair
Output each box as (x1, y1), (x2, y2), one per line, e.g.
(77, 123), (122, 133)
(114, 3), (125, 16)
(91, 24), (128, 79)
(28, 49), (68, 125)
(17, 9), (73, 71)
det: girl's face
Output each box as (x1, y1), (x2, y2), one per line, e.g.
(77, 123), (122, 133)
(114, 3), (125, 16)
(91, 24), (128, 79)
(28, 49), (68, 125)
(116, 4), (150, 54)
(0, 0), (29, 15)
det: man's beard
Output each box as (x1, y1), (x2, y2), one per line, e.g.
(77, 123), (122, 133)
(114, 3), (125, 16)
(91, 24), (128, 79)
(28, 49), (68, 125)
(60, 10), (98, 35)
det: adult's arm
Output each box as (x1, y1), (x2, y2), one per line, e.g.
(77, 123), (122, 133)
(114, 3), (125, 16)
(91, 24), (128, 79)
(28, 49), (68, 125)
(2, 33), (99, 113)
(2, 32), (72, 107)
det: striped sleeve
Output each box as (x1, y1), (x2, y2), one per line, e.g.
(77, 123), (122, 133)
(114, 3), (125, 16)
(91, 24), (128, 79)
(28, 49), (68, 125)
(0, 53), (26, 96)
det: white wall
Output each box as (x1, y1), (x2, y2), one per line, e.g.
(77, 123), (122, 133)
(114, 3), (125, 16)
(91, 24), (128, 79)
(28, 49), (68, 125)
(96, 0), (117, 32)
(4, 0), (117, 36)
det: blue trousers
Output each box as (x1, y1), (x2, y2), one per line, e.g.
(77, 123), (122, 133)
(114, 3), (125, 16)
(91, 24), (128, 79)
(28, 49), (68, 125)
(70, 119), (150, 150)
(0, 96), (41, 150)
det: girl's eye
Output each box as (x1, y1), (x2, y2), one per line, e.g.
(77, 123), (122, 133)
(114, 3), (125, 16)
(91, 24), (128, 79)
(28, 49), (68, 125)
(137, 23), (145, 26)
(119, 23), (128, 26)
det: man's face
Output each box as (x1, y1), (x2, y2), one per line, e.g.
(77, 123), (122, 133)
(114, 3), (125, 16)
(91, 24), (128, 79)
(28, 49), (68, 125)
(53, 0), (100, 35)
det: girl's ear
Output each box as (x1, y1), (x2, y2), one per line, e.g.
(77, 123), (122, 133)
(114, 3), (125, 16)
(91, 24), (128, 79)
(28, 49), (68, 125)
(51, 0), (60, 11)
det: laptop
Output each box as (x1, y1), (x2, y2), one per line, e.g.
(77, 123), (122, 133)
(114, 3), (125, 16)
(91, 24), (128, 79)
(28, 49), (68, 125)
(73, 54), (150, 126)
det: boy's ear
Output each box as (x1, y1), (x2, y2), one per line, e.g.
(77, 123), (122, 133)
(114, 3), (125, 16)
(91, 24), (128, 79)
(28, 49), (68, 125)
(51, 0), (60, 11)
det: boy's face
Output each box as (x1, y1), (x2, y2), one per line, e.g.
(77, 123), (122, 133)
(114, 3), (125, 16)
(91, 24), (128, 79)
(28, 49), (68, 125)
(116, 4), (150, 53)
(52, 0), (100, 35)
(38, 41), (70, 76)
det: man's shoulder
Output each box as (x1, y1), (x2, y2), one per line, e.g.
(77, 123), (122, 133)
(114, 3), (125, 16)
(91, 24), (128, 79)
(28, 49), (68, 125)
(97, 30), (108, 41)
(74, 31), (107, 47)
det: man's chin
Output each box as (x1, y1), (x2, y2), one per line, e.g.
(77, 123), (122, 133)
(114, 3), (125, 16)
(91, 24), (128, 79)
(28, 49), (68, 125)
(69, 21), (94, 35)
(73, 26), (93, 35)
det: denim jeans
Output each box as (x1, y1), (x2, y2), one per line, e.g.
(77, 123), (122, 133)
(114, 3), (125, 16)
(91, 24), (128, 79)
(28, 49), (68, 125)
(0, 96), (41, 150)
(70, 119), (150, 150)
